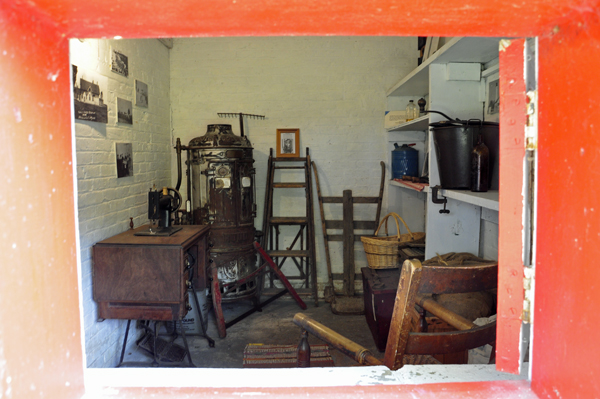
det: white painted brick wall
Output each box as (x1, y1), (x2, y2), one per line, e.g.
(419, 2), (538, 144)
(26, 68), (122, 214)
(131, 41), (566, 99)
(70, 38), (171, 367)
(72, 37), (416, 367)
(170, 37), (416, 292)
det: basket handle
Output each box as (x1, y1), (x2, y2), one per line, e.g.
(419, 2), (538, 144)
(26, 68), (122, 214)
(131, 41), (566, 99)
(374, 212), (415, 240)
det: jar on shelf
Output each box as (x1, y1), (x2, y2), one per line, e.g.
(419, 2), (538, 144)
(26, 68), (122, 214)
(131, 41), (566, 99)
(418, 98), (427, 116)
(471, 134), (490, 192)
(392, 143), (419, 179)
(405, 100), (418, 121)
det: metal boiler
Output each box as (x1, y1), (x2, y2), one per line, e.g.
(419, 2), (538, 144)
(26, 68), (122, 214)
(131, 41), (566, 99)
(176, 124), (258, 302)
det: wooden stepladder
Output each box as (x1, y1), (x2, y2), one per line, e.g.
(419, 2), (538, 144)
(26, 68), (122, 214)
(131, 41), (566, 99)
(261, 148), (318, 306)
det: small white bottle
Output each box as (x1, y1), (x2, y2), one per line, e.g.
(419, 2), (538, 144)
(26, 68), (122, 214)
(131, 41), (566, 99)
(406, 100), (418, 121)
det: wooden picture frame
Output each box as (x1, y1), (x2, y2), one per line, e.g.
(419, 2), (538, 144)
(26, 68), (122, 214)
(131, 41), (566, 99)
(276, 128), (300, 157)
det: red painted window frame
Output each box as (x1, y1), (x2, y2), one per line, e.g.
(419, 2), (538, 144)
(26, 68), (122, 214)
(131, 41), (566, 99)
(4, 1), (600, 398)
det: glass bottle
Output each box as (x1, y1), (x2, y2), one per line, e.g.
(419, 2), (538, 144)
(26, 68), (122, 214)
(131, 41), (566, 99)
(471, 134), (489, 192)
(405, 100), (418, 121)
(297, 330), (311, 367)
(417, 98), (427, 117)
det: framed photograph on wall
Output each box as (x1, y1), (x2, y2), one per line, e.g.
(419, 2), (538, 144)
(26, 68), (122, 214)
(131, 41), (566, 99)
(71, 64), (108, 123)
(135, 80), (148, 107)
(117, 97), (133, 124)
(276, 128), (300, 158)
(110, 48), (129, 77)
(115, 142), (133, 178)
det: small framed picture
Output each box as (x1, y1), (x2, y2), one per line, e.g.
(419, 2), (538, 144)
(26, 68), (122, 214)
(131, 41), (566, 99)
(276, 128), (300, 158)
(110, 48), (129, 77)
(115, 142), (133, 178)
(117, 97), (133, 124)
(135, 80), (148, 108)
(487, 77), (500, 115)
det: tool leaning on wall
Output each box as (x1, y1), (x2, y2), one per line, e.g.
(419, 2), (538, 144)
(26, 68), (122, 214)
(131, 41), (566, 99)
(313, 161), (386, 315)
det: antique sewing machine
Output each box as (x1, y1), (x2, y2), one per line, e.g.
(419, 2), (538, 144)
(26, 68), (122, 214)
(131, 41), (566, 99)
(134, 186), (183, 236)
(92, 186), (213, 365)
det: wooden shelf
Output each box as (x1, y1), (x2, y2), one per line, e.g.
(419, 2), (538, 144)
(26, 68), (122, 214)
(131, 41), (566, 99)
(390, 181), (497, 210)
(386, 37), (501, 97)
(425, 187), (499, 211)
(385, 37), (501, 261)
(387, 115), (429, 132)
(389, 179), (428, 193)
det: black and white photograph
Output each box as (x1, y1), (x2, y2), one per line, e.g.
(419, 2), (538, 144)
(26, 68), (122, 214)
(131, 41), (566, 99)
(72, 64), (108, 123)
(135, 80), (148, 107)
(115, 142), (133, 178)
(110, 48), (129, 77)
(281, 133), (295, 154)
(487, 78), (500, 115)
(276, 128), (300, 157)
(117, 97), (133, 124)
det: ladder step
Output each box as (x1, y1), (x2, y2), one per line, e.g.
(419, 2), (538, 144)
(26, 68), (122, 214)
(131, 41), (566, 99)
(270, 217), (308, 225)
(273, 182), (306, 188)
(325, 220), (378, 230)
(273, 157), (307, 162)
(267, 250), (310, 257)
(322, 196), (380, 204)
(262, 149), (318, 306)
(326, 234), (368, 242)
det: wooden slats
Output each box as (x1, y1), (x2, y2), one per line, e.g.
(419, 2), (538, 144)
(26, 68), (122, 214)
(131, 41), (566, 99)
(324, 220), (377, 230)
(293, 257), (498, 372)
(331, 272), (361, 280)
(326, 234), (369, 242)
(272, 157), (307, 162)
(273, 182), (306, 188)
(270, 217), (308, 225)
(313, 160), (386, 298)
(267, 250), (310, 257)
(343, 190), (355, 296)
(418, 264), (498, 294)
(415, 294), (476, 331)
(261, 149), (318, 306)
(321, 196), (380, 204)
(405, 323), (497, 355)
(383, 259), (423, 370)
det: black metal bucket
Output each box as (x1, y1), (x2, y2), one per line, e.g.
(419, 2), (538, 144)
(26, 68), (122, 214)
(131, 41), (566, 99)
(431, 121), (499, 190)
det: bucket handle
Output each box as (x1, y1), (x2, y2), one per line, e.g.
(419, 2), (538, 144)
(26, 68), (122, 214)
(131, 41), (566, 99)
(465, 119), (484, 128)
(374, 212), (415, 241)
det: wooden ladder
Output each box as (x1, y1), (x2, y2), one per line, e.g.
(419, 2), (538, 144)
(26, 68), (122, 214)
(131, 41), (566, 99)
(313, 161), (385, 298)
(261, 148), (318, 306)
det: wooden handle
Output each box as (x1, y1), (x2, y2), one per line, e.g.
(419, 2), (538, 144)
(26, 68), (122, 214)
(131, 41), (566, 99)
(374, 212), (415, 240)
(293, 313), (383, 366)
(415, 294), (476, 331)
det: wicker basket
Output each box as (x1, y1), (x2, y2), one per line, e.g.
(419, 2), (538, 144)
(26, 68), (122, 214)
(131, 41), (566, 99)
(361, 212), (426, 269)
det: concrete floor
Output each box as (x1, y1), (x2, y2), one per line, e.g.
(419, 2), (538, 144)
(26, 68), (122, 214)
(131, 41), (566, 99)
(120, 291), (379, 368)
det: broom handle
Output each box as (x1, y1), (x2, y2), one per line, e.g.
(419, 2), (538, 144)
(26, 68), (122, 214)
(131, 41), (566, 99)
(312, 161), (334, 290)
(293, 313), (383, 366)
(373, 161), (386, 234)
